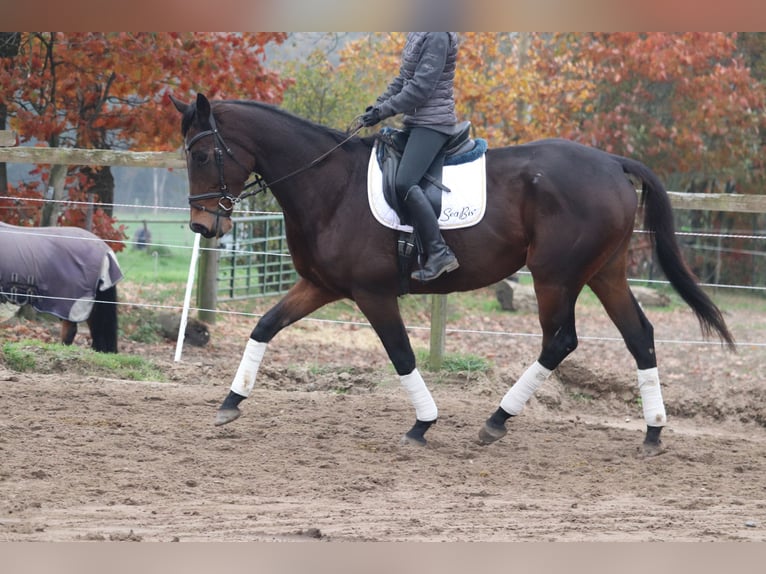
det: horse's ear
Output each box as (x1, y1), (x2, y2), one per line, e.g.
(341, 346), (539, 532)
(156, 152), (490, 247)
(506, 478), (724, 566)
(168, 94), (188, 114)
(195, 93), (211, 119)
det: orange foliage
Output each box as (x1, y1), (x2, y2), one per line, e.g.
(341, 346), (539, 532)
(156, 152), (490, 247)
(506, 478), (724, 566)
(0, 32), (290, 240)
(570, 32), (766, 188)
(1, 32), (290, 152)
(339, 32), (765, 193)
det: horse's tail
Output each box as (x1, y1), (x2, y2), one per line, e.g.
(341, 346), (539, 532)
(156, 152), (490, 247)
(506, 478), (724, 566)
(89, 285), (119, 353)
(615, 155), (735, 349)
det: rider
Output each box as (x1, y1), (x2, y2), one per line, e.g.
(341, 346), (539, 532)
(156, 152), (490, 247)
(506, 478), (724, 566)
(361, 32), (460, 282)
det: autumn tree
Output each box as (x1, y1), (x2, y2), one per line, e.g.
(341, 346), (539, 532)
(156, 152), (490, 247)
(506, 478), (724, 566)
(454, 32), (595, 145)
(0, 32), (289, 243)
(566, 33), (765, 188)
(0, 32), (21, 195)
(335, 33), (595, 145)
(564, 33), (766, 285)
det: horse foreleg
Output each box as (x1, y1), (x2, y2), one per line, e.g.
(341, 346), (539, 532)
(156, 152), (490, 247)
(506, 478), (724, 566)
(60, 320), (78, 345)
(215, 279), (341, 426)
(480, 286), (578, 445)
(354, 291), (436, 446)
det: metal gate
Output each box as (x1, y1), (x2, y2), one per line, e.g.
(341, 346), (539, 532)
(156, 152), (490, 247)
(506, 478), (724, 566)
(216, 214), (297, 301)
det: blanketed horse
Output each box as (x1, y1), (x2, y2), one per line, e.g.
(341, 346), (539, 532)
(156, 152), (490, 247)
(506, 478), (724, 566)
(0, 222), (123, 353)
(171, 93), (734, 455)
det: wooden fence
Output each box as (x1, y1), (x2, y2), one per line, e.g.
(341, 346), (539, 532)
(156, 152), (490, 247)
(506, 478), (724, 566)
(3, 139), (766, 212)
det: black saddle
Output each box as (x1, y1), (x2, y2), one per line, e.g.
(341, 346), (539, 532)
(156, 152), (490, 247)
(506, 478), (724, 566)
(373, 123), (486, 296)
(375, 122), (481, 224)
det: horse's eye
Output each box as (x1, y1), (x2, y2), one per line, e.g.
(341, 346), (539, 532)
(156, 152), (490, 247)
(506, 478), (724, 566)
(192, 150), (210, 166)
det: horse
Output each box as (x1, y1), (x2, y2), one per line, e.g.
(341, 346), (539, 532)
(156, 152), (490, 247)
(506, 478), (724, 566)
(170, 93), (734, 455)
(0, 222), (123, 353)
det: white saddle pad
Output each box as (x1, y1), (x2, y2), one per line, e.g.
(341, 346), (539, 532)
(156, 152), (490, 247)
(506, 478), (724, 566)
(367, 147), (487, 232)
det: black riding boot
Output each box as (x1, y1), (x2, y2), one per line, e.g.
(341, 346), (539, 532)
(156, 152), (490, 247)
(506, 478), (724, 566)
(404, 185), (459, 282)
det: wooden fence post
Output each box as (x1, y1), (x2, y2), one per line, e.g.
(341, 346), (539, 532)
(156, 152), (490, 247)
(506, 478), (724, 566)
(429, 294), (448, 370)
(196, 236), (219, 324)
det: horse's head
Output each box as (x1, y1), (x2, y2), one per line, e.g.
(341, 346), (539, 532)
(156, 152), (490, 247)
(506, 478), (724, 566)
(170, 93), (252, 239)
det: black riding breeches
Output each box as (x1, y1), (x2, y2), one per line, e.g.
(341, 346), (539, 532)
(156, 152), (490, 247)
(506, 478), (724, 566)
(394, 127), (450, 200)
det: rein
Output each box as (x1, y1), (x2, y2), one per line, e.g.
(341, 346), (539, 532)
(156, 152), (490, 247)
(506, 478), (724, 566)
(185, 108), (364, 218)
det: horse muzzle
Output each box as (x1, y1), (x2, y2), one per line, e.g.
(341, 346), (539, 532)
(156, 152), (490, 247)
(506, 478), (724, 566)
(188, 200), (234, 238)
(189, 221), (219, 238)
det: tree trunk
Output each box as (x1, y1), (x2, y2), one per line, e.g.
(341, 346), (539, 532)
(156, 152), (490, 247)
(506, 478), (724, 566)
(81, 165), (115, 217)
(0, 103), (8, 195)
(40, 163), (67, 227)
(0, 33), (21, 196)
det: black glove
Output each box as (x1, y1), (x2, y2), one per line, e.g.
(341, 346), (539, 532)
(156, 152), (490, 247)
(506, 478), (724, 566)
(361, 106), (381, 127)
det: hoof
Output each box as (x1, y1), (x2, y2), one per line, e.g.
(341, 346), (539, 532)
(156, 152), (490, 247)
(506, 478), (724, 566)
(640, 426), (666, 457)
(400, 419), (435, 446)
(214, 408), (241, 426)
(478, 420), (507, 445)
(640, 440), (667, 457)
(400, 433), (427, 447)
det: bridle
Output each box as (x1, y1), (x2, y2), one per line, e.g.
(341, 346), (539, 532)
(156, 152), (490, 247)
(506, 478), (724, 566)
(184, 106), (364, 221)
(184, 109), (263, 219)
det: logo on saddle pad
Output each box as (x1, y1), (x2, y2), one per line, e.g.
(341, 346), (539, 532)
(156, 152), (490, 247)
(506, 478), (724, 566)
(367, 149), (487, 232)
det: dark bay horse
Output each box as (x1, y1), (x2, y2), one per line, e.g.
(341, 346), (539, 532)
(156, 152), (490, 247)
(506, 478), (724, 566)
(171, 93), (734, 455)
(0, 222), (122, 353)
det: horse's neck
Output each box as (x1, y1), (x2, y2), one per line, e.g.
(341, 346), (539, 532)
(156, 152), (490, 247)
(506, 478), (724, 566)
(240, 109), (363, 219)
(237, 106), (328, 178)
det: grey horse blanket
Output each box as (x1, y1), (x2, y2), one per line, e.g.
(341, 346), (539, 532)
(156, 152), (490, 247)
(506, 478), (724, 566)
(0, 223), (123, 322)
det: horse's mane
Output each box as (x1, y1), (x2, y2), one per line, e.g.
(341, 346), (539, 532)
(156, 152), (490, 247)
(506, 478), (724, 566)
(219, 100), (376, 149)
(179, 96), (376, 150)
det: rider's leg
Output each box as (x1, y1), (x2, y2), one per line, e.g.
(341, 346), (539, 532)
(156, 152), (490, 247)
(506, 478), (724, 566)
(395, 127), (458, 282)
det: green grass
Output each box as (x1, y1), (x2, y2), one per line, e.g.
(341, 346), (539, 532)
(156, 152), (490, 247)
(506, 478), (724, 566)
(116, 213), (194, 248)
(116, 245), (194, 284)
(415, 349), (491, 373)
(2, 340), (165, 381)
(114, 212), (197, 285)
(119, 306), (165, 344)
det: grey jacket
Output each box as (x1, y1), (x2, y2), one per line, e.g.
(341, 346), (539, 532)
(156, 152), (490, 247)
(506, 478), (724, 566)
(375, 32), (458, 128)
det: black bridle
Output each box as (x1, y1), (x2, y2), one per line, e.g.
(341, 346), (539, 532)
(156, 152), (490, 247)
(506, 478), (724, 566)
(184, 109), (264, 219)
(184, 107), (364, 220)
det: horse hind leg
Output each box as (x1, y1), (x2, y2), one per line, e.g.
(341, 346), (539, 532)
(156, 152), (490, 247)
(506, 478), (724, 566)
(588, 272), (667, 456)
(61, 320), (78, 345)
(88, 286), (119, 353)
(215, 278), (341, 426)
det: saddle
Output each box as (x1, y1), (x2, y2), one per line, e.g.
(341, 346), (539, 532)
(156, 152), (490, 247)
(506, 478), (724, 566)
(373, 123), (487, 295)
(375, 121), (482, 224)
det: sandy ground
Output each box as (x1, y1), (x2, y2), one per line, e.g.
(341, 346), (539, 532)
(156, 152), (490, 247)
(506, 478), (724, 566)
(1, 289), (765, 542)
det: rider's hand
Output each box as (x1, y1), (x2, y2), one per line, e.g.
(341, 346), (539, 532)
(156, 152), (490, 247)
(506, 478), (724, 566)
(361, 106), (381, 127)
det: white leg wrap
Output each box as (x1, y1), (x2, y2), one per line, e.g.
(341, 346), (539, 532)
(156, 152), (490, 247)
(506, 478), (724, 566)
(400, 368), (438, 422)
(230, 339), (267, 398)
(500, 361), (552, 415)
(638, 367), (667, 427)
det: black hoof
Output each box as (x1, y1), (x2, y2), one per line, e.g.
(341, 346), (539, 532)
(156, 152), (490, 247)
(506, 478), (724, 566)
(214, 391), (246, 426)
(640, 440), (666, 457)
(640, 425), (666, 457)
(401, 419), (435, 446)
(214, 408), (241, 426)
(478, 419), (507, 445)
